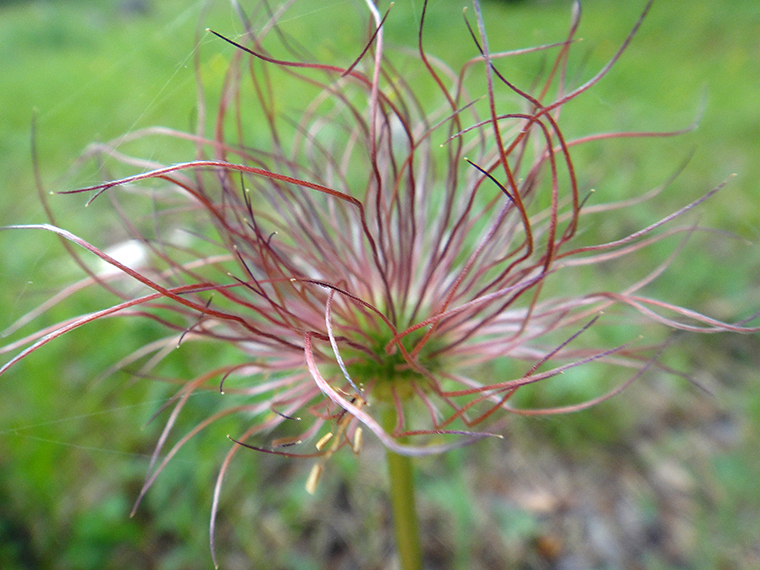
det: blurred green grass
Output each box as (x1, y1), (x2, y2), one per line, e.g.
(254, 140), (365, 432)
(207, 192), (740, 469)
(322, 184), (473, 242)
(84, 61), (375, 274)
(1, 0), (759, 569)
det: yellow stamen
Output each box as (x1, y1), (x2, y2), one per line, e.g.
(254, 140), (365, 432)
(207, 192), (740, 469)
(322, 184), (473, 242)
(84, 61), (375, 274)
(305, 463), (323, 495)
(315, 432), (334, 451)
(352, 427), (364, 455)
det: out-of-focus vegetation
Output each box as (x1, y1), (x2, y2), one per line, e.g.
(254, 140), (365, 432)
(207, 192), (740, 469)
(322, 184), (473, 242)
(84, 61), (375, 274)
(1, 1), (758, 569)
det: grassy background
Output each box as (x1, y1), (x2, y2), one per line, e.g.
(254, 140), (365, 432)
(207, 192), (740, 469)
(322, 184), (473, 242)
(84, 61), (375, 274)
(1, 0), (759, 569)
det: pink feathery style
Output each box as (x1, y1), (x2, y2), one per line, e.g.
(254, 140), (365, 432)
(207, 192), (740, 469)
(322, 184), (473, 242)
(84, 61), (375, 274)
(2, 0), (758, 562)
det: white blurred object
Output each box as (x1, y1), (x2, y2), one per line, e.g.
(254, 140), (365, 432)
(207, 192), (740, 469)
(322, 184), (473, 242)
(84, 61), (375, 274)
(98, 239), (148, 277)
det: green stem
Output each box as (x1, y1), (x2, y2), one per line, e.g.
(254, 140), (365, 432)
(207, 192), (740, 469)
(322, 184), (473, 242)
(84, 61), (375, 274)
(384, 410), (423, 570)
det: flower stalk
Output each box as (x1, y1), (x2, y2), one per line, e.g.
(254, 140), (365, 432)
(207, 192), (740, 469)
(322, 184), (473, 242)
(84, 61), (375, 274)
(385, 408), (423, 570)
